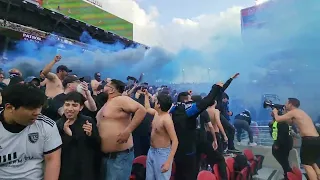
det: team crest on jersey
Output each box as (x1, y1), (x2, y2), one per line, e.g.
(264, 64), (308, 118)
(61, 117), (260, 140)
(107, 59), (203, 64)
(28, 132), (39, 143)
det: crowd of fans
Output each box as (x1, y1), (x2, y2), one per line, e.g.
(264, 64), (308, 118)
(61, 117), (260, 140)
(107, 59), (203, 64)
(0, 55), (260, 180)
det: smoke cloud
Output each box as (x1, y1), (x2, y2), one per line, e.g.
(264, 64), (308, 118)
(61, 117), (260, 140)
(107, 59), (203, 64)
(1, 0), (320, 120)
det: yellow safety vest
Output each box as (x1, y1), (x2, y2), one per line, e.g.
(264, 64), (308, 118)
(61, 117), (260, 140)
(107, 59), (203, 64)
(272, 121), (292, 141)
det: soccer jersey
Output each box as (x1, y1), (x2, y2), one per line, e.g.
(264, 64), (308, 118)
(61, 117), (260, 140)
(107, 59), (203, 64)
(0, 111), (62, 180)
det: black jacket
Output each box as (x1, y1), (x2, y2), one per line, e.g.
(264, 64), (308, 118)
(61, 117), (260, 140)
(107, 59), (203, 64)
(56, 114), (101, 180)
(235, 113), (252, 125)
(170, 84), (224, 157)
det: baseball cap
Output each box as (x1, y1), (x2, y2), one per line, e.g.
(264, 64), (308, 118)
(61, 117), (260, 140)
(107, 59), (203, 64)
(25, 76), (41, 86)
(62, 75), (80, 88)
(56, 65), (72, 73)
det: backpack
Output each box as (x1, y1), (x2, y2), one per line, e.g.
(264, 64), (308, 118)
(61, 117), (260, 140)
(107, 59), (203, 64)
(131, 163), (146, 180)
(234, 155), (251, 179)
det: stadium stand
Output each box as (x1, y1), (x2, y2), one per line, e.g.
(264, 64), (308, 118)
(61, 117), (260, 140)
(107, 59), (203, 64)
(0, 0), (147, 48)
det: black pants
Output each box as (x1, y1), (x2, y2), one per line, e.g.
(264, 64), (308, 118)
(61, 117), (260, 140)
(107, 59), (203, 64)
(272, 144), (292, 177)
(215, 132), (224, 153)
(234, 119), (253, 143)
(175, 153), (198, 180)
(205, 132), (228, 180)
(220, 114), (236, 149)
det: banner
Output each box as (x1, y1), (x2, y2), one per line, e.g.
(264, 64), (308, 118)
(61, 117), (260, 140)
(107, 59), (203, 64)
(241, 1), (271, 30)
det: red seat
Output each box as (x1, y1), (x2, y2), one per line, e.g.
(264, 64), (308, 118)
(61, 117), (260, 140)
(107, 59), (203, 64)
(236, 167), (249, 180)
(197, 170), (217, 180)
(170, 161), (176, 180)
(243, 149), (260, 174)
(213, 163), (230, 180)
(133, 155), (147, 168)
(287, 172), (299, 180)
(213, 164), (221, 179)
(130, 155), (147, 180)
(292, 166), (302, 180)
(226, 158), (236, 180)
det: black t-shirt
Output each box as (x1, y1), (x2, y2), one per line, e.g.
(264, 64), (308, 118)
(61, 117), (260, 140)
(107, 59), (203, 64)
(41, 93), (66, 121)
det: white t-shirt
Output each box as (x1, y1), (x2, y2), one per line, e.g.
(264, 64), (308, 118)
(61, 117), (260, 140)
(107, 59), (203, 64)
(0, 112), (62, 180)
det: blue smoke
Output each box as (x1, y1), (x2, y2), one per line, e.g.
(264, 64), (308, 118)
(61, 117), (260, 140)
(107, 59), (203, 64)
(1, 0), (320, 120)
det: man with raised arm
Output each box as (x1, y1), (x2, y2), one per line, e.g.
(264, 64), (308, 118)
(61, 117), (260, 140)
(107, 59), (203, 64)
(169, 74), (238, 180)
(41, 55), (72, 98)
(144, 91), (178, 180)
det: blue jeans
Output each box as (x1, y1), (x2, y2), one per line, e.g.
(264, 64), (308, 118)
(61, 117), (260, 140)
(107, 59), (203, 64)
(146, 146), (172, 180)
(101, 149), (134, 180)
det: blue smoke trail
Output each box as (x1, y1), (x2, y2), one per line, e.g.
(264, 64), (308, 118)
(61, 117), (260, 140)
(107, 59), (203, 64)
(2, 0), (320, 120)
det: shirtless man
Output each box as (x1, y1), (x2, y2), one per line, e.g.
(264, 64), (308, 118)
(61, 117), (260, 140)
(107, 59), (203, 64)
(273, 98), (320, 180)
(144, 91), (178, 180)
(41, 55), (72, 98)
(207, 101), (228, 153)
(96, 79), (147, 180)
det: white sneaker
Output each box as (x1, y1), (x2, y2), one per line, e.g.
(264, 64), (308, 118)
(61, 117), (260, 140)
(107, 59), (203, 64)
(237, 142), (241, 146)
(248, 142), (257, 146)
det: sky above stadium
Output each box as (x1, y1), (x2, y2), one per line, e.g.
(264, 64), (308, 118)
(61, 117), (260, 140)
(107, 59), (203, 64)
(100, 0), (263, 52)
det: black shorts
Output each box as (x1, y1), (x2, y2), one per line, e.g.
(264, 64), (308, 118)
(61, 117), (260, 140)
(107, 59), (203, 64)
(300, 136), (320, 165)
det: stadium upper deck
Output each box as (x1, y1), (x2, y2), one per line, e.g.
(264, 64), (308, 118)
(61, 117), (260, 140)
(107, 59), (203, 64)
(0, 0), (147, 49)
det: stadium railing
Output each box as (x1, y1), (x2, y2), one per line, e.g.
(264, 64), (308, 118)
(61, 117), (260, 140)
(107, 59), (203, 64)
(238, 122), (301, 147)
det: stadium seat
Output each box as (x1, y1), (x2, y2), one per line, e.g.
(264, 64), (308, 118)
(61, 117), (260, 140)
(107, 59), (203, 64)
(243, 149), (263, 174)
(130, 155), (147, 180)
(287, 172), (299, 180)
(133, 155), (147, 168)
(292, 166), (302, 180)
(213, 163), (230, 180)
(197, 170), (217, 180)
(235, 167), (249, 180)
(226, 158), (236, 180)
(170, 161), (176, 180)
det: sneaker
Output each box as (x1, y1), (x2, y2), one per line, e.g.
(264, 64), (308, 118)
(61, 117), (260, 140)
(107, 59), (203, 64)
(248, 142), (257, 146)
(237, 142), (241, 146)
(228, 148), (241, 154)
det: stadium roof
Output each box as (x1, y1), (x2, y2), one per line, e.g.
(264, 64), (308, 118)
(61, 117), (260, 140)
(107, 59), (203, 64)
(0, 0), (148, 48)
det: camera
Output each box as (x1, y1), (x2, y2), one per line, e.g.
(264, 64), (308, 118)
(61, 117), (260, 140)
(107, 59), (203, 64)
(263, 100), (285, 115)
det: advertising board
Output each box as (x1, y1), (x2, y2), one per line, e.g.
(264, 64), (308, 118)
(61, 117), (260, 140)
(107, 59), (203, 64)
(42, 0), (133, 40)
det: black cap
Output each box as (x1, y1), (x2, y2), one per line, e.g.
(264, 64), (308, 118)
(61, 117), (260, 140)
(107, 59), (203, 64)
(62, 75), (80, 88)
(56, 65), (72, 73)
(25, 76), (40, 83)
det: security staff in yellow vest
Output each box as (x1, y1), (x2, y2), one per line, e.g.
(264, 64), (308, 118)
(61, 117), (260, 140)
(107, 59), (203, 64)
(269, 118), (293, 179)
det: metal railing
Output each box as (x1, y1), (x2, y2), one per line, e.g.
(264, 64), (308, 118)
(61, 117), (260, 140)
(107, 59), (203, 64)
(238, 123), (301, 147)
(238, 125), (274, 146)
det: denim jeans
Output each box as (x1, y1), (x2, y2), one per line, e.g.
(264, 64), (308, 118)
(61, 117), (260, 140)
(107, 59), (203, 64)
(146, 146), (172, 180)
(101, 149), (134, 180)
